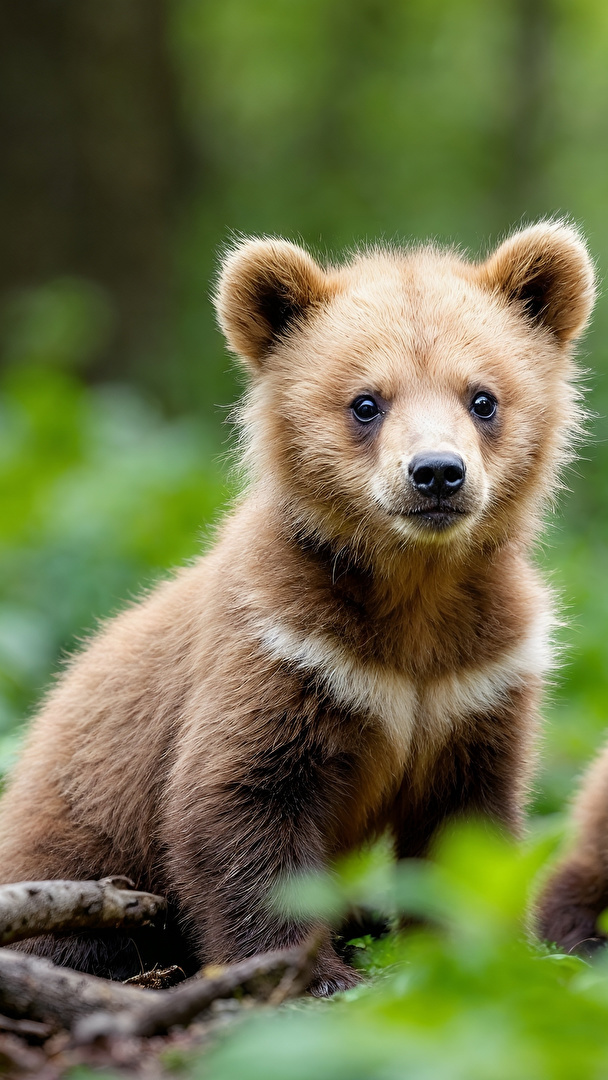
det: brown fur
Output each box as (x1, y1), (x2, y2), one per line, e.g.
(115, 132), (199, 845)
(0, 223), (595, 993)
(536, 744), (608, 955)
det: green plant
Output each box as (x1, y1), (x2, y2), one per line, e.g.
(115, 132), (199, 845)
(199, 823), (608, 1080)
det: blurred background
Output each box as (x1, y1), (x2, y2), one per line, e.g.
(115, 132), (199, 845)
(0, 0), (607, 814)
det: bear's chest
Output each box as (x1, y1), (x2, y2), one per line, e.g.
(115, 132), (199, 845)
(259, 610), (551, 765)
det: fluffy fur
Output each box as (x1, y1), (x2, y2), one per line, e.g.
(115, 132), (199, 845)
(0, 222), (595, 993)
(536, 744), (608, 955)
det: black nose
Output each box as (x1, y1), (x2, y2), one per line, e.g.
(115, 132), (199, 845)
(408, 453), (466, 499)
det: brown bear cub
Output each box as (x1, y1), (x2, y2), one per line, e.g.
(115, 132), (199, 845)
(537, 746), (608, 955)
(0, 223), (595, 994)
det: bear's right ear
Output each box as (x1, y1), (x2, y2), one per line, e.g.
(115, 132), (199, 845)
(214, 238), (332, 369)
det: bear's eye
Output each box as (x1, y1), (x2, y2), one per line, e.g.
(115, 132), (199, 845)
(351, 396), (380, 423)
(470, 392), (497, 421)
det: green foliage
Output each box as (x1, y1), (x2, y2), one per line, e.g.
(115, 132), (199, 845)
(0, 281), (229, 774)
(1, 278), (115, 372)
(199, 825), (608, 1080)
(60, 826), (608, 1080)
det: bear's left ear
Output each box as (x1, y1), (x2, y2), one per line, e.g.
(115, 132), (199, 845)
(214, 238), (332, 369)
(477, 221), (596, 344)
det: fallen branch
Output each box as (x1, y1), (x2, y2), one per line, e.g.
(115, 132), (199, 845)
(0, 876), (166, 946)
(0, 880), (321, 1041)
(0, 949), (149, 1029)
(0, 935), (320, 1040)
(75, 931), (323, 1041)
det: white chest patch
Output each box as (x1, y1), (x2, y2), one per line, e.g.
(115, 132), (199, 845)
(258, 610), (553, 764)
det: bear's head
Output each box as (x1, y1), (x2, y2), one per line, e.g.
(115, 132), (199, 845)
(215, 223), (595, 566)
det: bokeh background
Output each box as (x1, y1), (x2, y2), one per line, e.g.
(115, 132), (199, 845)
(1, 0), (608, 815)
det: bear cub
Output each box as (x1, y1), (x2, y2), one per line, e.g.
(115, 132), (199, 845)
(0, 222), (596, 994)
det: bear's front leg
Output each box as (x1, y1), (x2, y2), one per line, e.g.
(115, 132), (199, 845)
(163, 737), (362, 997)
(392, 697), (535, 861)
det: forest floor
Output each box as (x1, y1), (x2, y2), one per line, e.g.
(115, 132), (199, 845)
(0, 1001), (243, 1079)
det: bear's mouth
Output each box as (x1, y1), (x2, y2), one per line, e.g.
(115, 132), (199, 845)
(408, 504), (466, 529)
